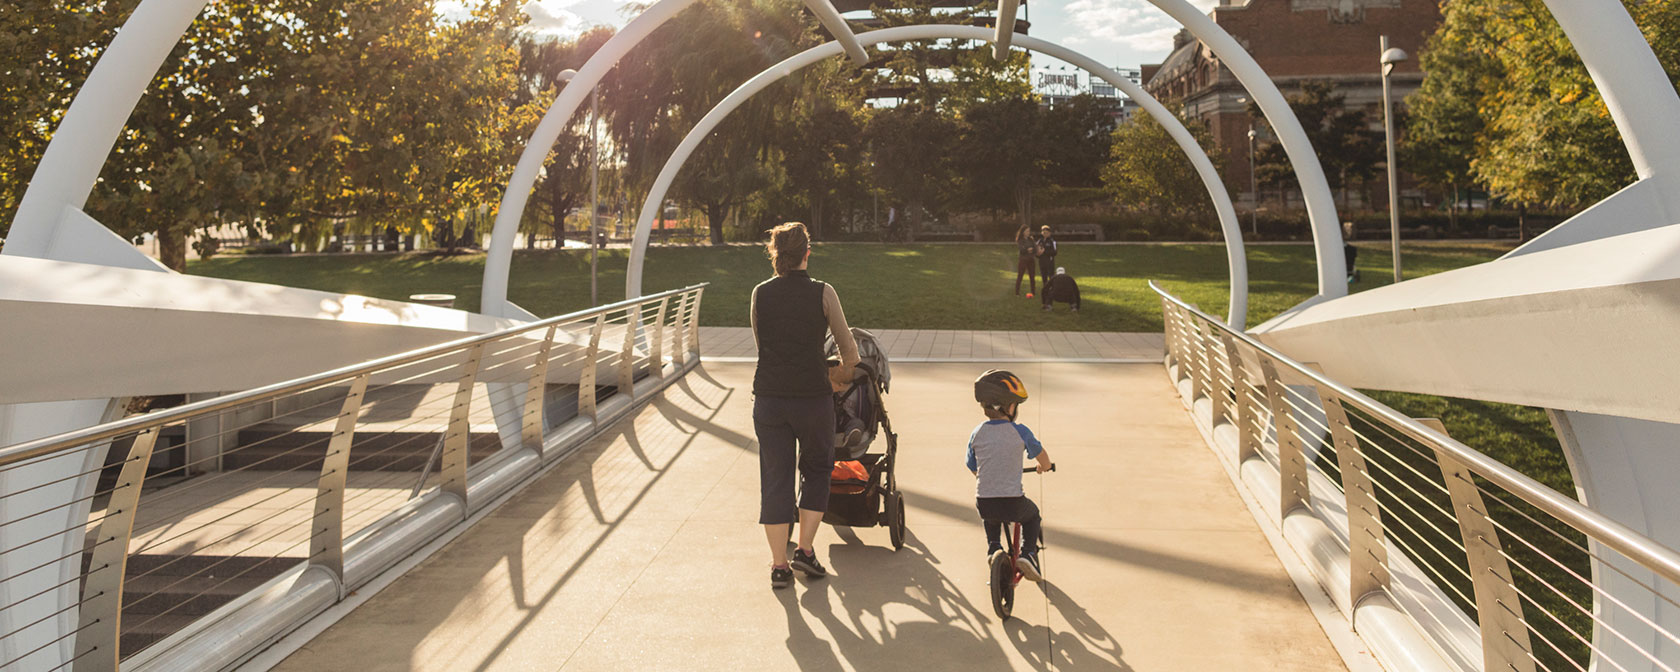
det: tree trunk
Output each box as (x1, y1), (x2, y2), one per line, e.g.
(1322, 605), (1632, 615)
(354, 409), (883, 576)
(156, 227), (187, 272)
(1518, 204), (1528, 241)
(1448, 184), (1459, 232)
(705, 203), (726, 245)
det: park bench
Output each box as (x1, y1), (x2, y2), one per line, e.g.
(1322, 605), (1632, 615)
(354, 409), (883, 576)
(915, 225), (982, 242)
(1048, 223), (1105, 241)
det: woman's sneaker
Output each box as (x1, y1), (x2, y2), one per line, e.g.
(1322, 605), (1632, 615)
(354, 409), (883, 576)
(1016, 553), (1043, 582)
(771, 565), (793, 589)
(790, 548), (828, 578)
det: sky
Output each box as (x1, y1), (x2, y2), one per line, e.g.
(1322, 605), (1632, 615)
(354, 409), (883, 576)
(506, 0), (1223, 72)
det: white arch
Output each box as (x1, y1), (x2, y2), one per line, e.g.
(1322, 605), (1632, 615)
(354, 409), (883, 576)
(479, 0), (1354, 319)
(622, 25), (1250, 326)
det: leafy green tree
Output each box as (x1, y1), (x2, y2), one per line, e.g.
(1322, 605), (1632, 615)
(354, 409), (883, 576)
(1407, 0), (1680, 213)
(1403, 22), (1488, 229)
(955, 96), (1048, 231)
(865, 103), (957, 238)
(514, 27), (614, 245)
(780, 79), (868, 240)
(600, 0), (816, 243)
(1101, 112), (1221, 217)
(1249, 81), (1382, 213)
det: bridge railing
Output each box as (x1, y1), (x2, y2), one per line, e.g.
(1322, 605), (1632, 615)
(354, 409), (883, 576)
(1153, 282), (1680, 672)
(0, 284), (705, 672)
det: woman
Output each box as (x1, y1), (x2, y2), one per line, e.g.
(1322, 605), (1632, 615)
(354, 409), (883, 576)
(1014, 224), (1038, 296)
(751, 222), (860, 589)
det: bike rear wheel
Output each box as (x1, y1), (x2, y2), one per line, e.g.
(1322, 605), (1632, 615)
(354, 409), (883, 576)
(989, 551), (1015, 620)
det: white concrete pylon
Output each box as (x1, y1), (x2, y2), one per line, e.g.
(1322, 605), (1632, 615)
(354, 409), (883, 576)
(802, 0), (869, 66)
(992, 0), (1019, 61)
(620, 25), (1250, 327)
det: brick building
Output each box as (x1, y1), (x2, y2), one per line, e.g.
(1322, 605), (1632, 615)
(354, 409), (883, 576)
(1141, 0), (1441, 211)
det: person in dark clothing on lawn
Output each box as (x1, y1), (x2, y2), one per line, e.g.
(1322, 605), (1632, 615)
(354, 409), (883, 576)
(1014, 225), (1039, 296)
(1035, 225), (1058, 281)
(1041, 267), (1080, 312)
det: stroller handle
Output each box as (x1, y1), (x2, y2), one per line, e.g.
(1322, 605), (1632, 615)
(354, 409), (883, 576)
(1023, 463), (1056, 473)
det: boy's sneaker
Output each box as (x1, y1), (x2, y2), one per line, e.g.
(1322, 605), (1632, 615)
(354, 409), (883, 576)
(791, 548), (827, 578)
(1016, 553), (1043, 582)
(771, 565), (793, 589)
(841, 428), (864, 450)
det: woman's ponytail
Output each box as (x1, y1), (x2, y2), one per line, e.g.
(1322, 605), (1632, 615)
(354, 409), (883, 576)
(766, 222), (810, 276)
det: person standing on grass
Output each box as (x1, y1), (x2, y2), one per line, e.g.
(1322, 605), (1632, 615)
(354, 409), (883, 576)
(1035, 225), (1058, 282)
(750, 222), (861, 590)
(1014, 224), (1039, 296)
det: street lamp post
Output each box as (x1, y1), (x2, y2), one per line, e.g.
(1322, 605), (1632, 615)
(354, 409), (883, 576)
(1380, 36), (1409, 283)
(1247, 127), (1258, 236)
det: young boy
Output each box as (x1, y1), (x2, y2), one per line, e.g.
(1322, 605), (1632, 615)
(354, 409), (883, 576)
(966, 369), (1054, 581)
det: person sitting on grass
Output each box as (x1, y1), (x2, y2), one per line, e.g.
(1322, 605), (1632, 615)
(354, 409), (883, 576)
(967, 369), (1053, 581)
(1041, 266), (1081, 313)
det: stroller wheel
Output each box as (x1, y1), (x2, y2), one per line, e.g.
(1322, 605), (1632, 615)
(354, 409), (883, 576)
(886, 491), (906, 551)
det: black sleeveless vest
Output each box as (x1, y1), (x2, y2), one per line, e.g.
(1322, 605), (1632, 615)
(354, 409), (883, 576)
(752, 270), (830, 397)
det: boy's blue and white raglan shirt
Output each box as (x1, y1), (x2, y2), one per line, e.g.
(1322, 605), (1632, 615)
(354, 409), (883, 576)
(965, 420), (1045, 498)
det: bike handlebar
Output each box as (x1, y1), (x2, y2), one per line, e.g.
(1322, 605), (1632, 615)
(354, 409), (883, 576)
(1023, 463), (1056, 473)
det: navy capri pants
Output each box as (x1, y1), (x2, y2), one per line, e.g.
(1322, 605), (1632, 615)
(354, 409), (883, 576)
(754, 395), (835, 524)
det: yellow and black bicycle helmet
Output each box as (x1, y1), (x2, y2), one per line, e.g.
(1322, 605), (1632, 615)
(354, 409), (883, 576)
(974, 369), (1029, 407)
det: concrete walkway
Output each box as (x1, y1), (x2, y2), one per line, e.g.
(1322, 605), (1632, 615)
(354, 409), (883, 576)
(700, 327), (1164, 361)
(274, 362), (1344, 671)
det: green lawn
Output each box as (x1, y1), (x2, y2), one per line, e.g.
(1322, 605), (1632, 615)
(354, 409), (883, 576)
(189, 240), (1515, 331)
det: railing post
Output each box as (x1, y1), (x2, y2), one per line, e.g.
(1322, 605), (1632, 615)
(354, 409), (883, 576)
(650, 297), (669, 377)
(1221, 333), (1262, 465)
(688, 286), (704, 360)
(1169, 305), (1191, 383)
(1259, 355), (1311, 517)
(1319, 388), (1391, 610)
(671, 291), (692, 366)
(1420, 418), (1538, 672)
(441, 344), (484, 510)
(310, 374), (367, 597)
(73, 427), (161, 671)
(1200, 319), (1229, 423)
(618, 306), (638, 399)
(522, 325), (557, 457)
(1160, 298), (1178, 369)
(581, 315), (604, 421)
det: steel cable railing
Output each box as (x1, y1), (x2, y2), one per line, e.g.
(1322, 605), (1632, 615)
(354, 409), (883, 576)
(0, 284), (705, 672)
(1154, 281), (1680, 672)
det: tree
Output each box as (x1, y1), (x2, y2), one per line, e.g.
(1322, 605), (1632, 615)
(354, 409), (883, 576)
(1403, 21), (1488, 230)
(955, 96), (1048, 232)
(865, 103), (957, 238)
(1101, 112), (1220, 217)
(1407, 0), (1680, 213)
(514, 27), (614, 246)
(1249, 81), (1382, 213)
(599, 0), (818, 244)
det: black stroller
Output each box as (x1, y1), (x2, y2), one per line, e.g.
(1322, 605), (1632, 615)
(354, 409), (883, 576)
(818, 328), (907, 550)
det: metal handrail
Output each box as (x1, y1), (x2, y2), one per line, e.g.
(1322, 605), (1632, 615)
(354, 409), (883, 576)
(1149, 280), (1680, 591)
(0, 283), (706, 468)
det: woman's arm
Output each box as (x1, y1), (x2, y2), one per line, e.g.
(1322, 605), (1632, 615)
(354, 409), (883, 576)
(749, 286), (759, 350)
(822, 284), (861, 377)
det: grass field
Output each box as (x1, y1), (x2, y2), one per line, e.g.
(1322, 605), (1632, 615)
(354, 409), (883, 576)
(189, 240), (1516, 331)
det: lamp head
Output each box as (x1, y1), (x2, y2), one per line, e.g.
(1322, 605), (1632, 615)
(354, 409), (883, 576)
(1380, 48), (1408, 76)
(558, 68), (579, 82)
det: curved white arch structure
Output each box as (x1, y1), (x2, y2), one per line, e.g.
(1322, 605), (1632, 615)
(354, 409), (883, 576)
(14, 0), (1680, 668)
(479, 0), (1352, 322)
(621, 25), (1249, 326)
